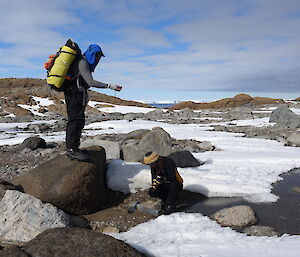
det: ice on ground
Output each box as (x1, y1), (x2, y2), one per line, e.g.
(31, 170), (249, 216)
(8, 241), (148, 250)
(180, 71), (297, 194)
(0, 120), (60, 145)
(88, 100), (156, 113)
(209, 117), (275, 127)
(32, 96), (54, 106)
(290, 108), (300, 115)
(109, 212), (300, 257)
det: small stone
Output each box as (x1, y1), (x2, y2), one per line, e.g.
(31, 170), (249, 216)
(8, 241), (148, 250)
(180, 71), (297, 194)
(137, 200), (161, 216)
(102, 226), (120, 233)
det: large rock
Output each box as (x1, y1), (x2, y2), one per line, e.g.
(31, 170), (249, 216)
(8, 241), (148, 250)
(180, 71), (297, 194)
(0, 190), (70, 242)
(138, 127), (172, 146)
(12, 147), (106, 215)
(0, 228), (145, 257)
(145, 109), (167, 120)
(270, 106), (300, 129)
(124, 129), (150, 140)
(122, 141), (177, 163)
(80, 139), (121, 159)
(210, 205), (257, 229)
(175, 108), (197, 119)
(121, 127), (202, 167)
(122, 127), (177, 162)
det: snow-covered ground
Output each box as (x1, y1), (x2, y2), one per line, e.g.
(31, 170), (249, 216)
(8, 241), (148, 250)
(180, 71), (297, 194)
(109, 212), (300, 257)
(1, 102), (300, 257)
(18, 96), (55, 117)
(2, 118), (300, 203)
(84, 120), (300, 203)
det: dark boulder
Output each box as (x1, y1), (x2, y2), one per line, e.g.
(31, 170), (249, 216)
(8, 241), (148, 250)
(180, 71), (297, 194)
(12, 147), (106, 215)
(19, 136), (47, 150)
(168, 150), (203, 167)
(0, 227), (145, 257)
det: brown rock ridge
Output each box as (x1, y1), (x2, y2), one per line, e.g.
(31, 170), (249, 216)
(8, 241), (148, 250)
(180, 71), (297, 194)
(170, 94), (285, 110)
(294, 97), (300, 101)
(0, 78), (153, 117)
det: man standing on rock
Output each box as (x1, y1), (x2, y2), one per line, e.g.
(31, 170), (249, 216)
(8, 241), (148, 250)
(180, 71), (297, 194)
(63, 42), (122, 162)
(143, 152), (183, 215)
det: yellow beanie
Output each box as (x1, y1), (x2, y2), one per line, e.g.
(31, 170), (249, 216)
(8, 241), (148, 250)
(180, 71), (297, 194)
(143, 152), (159, 165)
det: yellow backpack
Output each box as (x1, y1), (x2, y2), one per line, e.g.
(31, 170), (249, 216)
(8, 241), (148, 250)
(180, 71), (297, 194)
(45, 39), (78, 91)
(175, 168), (183, 184)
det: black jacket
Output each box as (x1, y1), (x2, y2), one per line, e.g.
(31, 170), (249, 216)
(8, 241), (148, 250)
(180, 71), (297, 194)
(150, 157), (177, 183)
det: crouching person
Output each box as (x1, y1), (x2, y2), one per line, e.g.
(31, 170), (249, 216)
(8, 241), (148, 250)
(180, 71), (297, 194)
(143, 152), (183, 215)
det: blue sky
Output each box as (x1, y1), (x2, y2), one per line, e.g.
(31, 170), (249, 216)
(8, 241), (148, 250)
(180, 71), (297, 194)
(1, 0), (300, 102)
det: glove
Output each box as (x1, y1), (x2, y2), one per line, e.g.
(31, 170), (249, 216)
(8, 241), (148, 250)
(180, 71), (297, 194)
(108, 83), (122, 91)
(151, 176), (164, 188)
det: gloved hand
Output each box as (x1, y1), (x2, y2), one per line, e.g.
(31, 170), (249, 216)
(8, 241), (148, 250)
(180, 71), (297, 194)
(151, 176), (164, 188)
(108, 83), (122, 91)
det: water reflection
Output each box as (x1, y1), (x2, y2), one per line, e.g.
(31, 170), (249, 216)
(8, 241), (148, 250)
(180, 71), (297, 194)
(179, 169), (300, 235)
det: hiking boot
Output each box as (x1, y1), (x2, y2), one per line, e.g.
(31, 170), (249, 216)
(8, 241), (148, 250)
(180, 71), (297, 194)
(66, 148), (91, 162)
(158, 204), (175, 215)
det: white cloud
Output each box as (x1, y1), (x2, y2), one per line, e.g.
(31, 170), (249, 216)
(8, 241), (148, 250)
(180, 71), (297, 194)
(0, 0), (81, 68)
(117, 27), (171, 48)
(1, 0), (300, 95)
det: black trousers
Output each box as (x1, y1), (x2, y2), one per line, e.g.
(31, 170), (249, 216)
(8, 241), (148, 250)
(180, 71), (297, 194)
(64, 91), (86, 149)
(149, 181), (183, 205)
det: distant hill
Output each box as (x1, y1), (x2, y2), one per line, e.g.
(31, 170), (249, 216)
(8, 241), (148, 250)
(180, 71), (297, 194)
(0, 78), (153, 117)
(170, 94), (286, 110)
(0, 78), (296, 117)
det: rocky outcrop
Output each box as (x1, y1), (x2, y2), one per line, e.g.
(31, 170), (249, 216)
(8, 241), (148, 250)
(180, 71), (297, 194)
(270, 106), (300, 129)
(0, 78), (153, 118)
(0, 227), (145, 257)
(170, 94), (284, 110)
(0, 190), (70, 242)
(210, 205), (257, 229)
(12, 147), (106, 215)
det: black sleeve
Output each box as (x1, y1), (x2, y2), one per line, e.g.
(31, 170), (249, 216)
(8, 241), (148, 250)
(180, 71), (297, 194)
(164, 158), (177, 182)
(150, 167), (157, 182)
